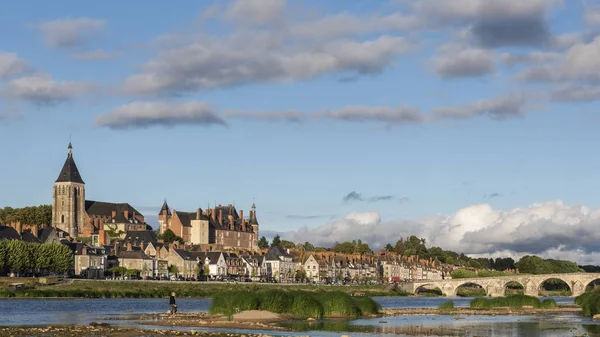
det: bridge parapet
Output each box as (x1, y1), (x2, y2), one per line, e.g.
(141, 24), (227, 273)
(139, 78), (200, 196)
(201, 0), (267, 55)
(401, 272), (600, 297)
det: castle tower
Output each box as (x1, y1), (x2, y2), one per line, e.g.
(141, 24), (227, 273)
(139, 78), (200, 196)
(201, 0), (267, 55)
(158, 199), (171, 234)
(52, 142), (86, 237)
(250, 201), (259, 249)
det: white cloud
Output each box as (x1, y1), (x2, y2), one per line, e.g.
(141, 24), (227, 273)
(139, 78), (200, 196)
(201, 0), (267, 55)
(73, 49), (120, 60)
(38, 18), (106, 49)
(551, 83), (600, 102)
(431, 44), (495, 78)
(432, 94), (530, 120)
(500, 51), (560, 67)
(282, 200), (600, 265)
(584, 9), (600, 26)
(95, 101), (227, 129)
(224, 0), (287, 26)
(0, 53), (30, 78)
(122, 34), (414, 97)
(0, 74), (93, 106)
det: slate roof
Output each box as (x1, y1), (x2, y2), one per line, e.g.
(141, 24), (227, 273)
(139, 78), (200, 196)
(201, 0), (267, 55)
(159, 200), (171, 215)
(123, 231), (159, 245)
(265, 246), (291, 261)
(0, 226), (21, 240)
(85, 201), (143, 218)
(64, 242), (105, 255)
(174, 249), (206, 261)
(55, 143), (85, 184)
(116, 245), (148, 259)
(21, 231), (42, 243)
(39, 227), (68, 243)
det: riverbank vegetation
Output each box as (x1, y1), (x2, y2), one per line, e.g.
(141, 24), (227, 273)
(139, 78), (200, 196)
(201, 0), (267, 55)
(0, 241), (72, 276)
(209, 290), (381, 318)
(438, 301), (454, 309)
(470, 295), (557, 309)
(575, 288), (600, 316)
(0, 278), (408, 298)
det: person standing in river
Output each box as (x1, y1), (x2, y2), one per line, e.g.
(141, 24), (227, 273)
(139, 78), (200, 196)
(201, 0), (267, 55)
(169, 292), (177, 317)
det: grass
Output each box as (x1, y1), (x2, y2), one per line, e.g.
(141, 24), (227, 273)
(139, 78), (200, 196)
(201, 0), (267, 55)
(575, 288), (600, 317)
(469, 294), (556, 309)
(209, 290), (381, 319)
(456, 287), (486, 297)
(438, 301), (454, 310)
(0, 278), (407, 298)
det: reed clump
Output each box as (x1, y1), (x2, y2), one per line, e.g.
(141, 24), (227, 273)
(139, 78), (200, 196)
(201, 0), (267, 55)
(469, 294), (555, 309)
(575, 288), (600, 316)
(438, 301), (454, 310)
(209, 290), (380, 319)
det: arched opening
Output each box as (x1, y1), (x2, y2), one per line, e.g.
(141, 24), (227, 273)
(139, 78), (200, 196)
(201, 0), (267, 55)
(504, 281), (524, 296)
(455, 282), (486, 297)
(415, 285), (443, 296)
(61, 215), (65, 223)
(585, 279), (600, 292)
(539, 278), (571, 296)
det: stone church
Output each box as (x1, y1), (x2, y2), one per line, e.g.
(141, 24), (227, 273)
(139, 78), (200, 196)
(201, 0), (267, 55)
(52, 143), (147, 238)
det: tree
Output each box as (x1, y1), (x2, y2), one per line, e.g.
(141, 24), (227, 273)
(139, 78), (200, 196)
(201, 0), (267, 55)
(160, 229), (184, 244)
(193, 265), (201, 277)
(258, 236), (269, 249)
(142, 263), (150, 279)
(169, 264), (179, 276)
(105, 223), (125, 240)
(303, 242), (314, 251)
(271, 235), (281, 247)
(280, 240), (295, 249)
(385, 243), (394, 252)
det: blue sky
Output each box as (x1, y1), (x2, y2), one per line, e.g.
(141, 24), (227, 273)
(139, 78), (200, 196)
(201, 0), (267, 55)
(2, 0), (600, 262)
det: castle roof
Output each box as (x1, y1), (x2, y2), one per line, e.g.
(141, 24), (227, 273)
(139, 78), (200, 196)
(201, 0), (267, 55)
(85, 200), (143, 218)
(159, 200), (171, 215)
(55, 143), (84, 184)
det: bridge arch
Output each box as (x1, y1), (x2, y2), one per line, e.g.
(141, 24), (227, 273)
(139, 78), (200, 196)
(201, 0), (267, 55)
(538, 277), (572, 296)
(414, 284), (443, 296)
(454, 281), (486, 297)
(503, 280), (525, 296)
(583, 278), (600, 292)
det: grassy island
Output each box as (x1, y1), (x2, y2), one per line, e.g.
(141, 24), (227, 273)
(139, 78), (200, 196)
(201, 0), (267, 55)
(209, 290), (381, 318)
(470, 294), (557, 309)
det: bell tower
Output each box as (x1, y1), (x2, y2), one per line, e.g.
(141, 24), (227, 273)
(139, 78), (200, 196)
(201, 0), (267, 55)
(52, 142), (86, 237)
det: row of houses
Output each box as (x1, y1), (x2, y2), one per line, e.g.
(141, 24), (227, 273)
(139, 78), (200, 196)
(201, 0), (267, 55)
(0, 225), (452, 282)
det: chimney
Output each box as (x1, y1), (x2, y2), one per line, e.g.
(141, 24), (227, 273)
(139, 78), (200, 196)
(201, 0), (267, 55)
(111, 210), (117, 218)
(169, 243), (174, 251)
(99, 229), (106, 246)
(197, 208), (201, 220)
(210, 208), (215, 221)
(81, 245), (87, 255)
(31, 225), (39, 238)
(15, 222), (22, 234)
(228, 215), (234, 230)
(239, 210), (243, 220)
(241, 218), (246, 231)
(218, 209), (223, 225)
(127, 242), (132, 251)
(114, 242), (120, 255)
(124, 210), (129, 220)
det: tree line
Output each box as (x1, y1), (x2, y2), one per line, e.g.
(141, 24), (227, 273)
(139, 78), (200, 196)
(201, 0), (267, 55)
(0, 205), (52, 227)
(0, 240), (73, 276)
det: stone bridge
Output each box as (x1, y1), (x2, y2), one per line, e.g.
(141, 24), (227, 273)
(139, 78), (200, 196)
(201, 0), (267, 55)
(400, 273), (600, 297)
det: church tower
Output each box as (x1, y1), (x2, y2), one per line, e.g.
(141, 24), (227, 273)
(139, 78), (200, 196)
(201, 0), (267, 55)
(52, 142), (86, 237)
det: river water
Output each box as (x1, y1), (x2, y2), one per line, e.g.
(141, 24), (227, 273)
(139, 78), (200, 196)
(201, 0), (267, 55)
(1, 296), (598, 336)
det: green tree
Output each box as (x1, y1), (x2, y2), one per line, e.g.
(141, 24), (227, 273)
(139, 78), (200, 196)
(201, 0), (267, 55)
(105, 223), (124, 240)
(303, 242), (314, 251)
(204, 263), (211, 276)
(7, 240), (29, 274)
(258, 236), (269, 249)
(385, 243), (394, 252)
(169, 264), (179, 276)
(271, 235), (281, 247)
(51, 244), (74, 274)
(280, 240), (295, 249)
(160, 229), (184, 244)
(0, 240), (7, 269)
(193, 265), (201, 277)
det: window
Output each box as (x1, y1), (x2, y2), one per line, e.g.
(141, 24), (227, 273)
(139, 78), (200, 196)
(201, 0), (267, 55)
(61, 215), (65, 223)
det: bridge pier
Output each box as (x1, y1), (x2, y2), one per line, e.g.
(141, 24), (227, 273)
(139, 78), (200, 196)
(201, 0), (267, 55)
(486, 285), (504, 297)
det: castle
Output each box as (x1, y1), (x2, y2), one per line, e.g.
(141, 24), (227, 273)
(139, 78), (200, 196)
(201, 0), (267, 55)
(52, 143), (147, 238)
(158, 201), (260, 250)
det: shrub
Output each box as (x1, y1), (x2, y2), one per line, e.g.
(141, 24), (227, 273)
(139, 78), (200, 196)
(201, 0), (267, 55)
(210, 291), (260, 316)
(320, 291), (360, 317)
(540, 299), (557, 309)
(289, 292), (324, 319)
(352, 296), (382, 315)
(259, 290), (293, 313)
(575, 288), (600, 317)
(439, 301), (454, 310)
(470, 294), (546, 309)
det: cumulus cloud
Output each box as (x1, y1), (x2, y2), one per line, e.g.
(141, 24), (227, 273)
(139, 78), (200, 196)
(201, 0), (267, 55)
(224, 0), (286, 26)
(431, 44), (495, 78)
(94, 101), (227, 129)
(551, 83), (600, 102)
(73, 49), (120, 60)
(584, 8), (600, 26)
(500, 52), (560, 67)
(286, 214), (334, 220)
(414, 0), (558, 47)
(0, 74), (93, 106)
(432, 94), (530, 120)
(282, 200), (600, 264)
(0, 53), (30, 78)
(518, 36), (600, 83)
(122, 34), (414, 97)
(38, 18), (106, 49)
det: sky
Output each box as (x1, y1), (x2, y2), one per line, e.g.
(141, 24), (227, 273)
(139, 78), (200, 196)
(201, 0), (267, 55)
(2, 0), (600, 264)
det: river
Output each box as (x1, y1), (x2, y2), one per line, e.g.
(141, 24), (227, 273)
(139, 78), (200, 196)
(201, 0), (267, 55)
(1, 297), (599, 336)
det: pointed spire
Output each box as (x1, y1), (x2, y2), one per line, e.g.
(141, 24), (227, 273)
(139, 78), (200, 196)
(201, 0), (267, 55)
(56, 142), (84, 184)
(160, 199), (171, 215)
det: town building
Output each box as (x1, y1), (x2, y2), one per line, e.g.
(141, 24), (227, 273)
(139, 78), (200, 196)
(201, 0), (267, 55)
(51, 143), (148, 239)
